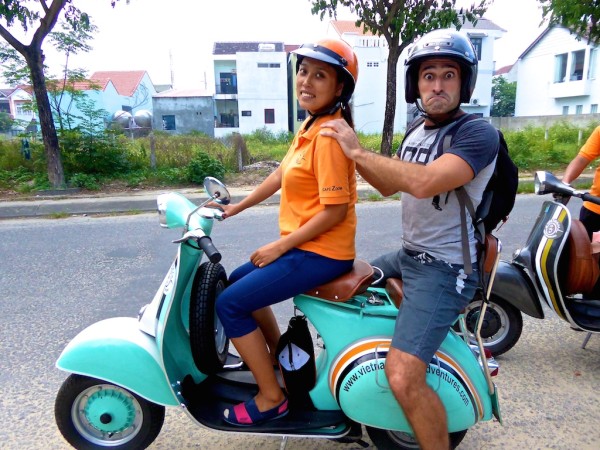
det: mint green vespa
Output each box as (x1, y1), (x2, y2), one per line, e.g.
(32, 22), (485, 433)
(54, 177), (501, 449)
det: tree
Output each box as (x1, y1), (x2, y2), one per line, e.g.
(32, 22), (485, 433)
(0, 1), (113, 189)
(539, 0), (600, 44)
(0, 111), (14, 132)
(310, 0), (489, 156)
(47, 20), (99, 131)
(490, 76), (516, 117)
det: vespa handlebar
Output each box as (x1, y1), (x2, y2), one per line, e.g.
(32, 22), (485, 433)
(580, 192), (600, 206)
(198, 236), (222, 263)
(172, 230), (222, 263)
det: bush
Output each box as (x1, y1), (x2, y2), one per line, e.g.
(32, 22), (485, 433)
(69, 173), (100, 190)
(60, 129), (131, 176)
(185, 150), (226, 184)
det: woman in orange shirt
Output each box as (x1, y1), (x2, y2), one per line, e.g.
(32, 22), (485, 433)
(215, 39), (358, 426)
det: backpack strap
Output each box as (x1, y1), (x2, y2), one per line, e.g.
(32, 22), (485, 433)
(435, 113), (482, 275)
(399, 116), (425, 151)
(455, 187), (486, 275)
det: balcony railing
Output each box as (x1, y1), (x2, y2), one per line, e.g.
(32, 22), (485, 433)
(215, 84), (238, 95)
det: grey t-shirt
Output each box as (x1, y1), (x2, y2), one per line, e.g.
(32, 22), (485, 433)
(397, 117), (499, 264)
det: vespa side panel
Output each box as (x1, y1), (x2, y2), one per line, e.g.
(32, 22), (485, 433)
(524, 201), (571, 319)
(491, 261), (544, 319)
(295, 288), (398, 411)
(56, 317), (178, 406)
(296, 289), (493, 433)
(329, 335), (491, 433)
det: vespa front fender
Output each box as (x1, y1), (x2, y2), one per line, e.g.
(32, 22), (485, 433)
(56, 317), (178, 406)
(491, 261), (545, 319)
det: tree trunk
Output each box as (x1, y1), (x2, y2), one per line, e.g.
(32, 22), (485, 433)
(26, 47), (65, 189)
(381, 45), (404, 157)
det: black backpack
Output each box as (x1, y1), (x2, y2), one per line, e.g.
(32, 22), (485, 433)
(402, 114), (518, 236)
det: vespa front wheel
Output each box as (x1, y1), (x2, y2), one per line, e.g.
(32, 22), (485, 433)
(55, 374), (165, 450)
(190, 261), (229, 374)
(366, 427), (467, 449)
(456, 294), (523, 356)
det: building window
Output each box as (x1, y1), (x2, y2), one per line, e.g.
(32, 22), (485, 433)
(562, 105), (569, 115)
(591, 104), (598, 114)
(241, 110), (252, 117)
(576, 104), (583, 114)
(554, 53), (568, 83)
(570, 50), (585, 80)
(366, 61), (379, 68)
(264, 108), (275, 124)
(121, 105), (132, 112)
(469, 37), (482, 61)
(162, 115), (176, 130)
(219, 72), (237, 94)
(15, 104), (33, 116)
(257, 63), (281, 68)
(589, 48), (598, 79)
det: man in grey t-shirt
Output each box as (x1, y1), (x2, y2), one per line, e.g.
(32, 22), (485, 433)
(321, 29), (499, 449)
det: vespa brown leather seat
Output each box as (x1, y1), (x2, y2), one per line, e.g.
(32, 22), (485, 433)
(564, 219), (600, 295)
(305, 259), (374, 302)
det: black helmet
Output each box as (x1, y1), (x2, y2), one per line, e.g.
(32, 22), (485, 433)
(291, 39), (359, 103)
(404, 29), (478, 104)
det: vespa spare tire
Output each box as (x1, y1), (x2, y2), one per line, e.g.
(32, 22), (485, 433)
(455, 294), (523, 356)
(190, 261), (229, 374)
(366, 426), (467, 449)
(55, 374), (165, 450)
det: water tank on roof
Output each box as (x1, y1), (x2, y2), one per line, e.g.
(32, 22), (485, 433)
(258, 43), (276, 52)
(112, 110), (132, 128)
(133, 110), (152, 128)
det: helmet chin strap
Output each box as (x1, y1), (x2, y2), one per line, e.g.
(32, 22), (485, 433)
(415, 100), (462, 126)
(304, 101), (342, 130)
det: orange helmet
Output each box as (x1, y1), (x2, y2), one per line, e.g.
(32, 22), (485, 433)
(292, 38), (358, 102)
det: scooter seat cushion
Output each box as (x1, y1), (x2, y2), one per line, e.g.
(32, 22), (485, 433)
(305, 259), (373, 302)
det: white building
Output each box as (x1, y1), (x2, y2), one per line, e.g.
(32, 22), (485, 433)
(213, 42), (289, 138)
(515, 25), (599, 117)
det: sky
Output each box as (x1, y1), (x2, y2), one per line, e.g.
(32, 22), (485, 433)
(1, 0), (547, 90)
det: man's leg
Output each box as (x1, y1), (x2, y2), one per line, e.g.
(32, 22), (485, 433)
(385, 347), (448, 450)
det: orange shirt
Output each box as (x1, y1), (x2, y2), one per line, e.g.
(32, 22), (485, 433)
(578, 126), (600, 214)
(278, 111), (357, 260)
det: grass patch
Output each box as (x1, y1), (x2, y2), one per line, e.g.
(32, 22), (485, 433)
(48, 212), (69, 219)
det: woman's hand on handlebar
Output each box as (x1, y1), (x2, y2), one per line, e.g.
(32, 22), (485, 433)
(207, 202), (239, 219)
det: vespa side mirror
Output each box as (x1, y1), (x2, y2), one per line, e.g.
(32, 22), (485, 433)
(204, 177), (231, 205)
(534, 171), (577, 197)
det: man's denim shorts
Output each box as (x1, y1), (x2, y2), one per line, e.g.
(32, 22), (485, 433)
(387, 247), (479, 363)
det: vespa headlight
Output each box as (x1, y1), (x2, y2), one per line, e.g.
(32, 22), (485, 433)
(157, 194), (169, 227)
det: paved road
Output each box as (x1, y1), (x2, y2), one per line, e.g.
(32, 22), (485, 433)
(0, 196), (599, 449)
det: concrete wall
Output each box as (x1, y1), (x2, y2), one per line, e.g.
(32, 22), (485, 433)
(236, 51), (288, 135)
(490, 113), (600, 131)
(152, 96), (214, 136)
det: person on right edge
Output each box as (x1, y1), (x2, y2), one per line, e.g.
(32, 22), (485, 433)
(561, 125), (600, 239)
(320, 29), (499, 449)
